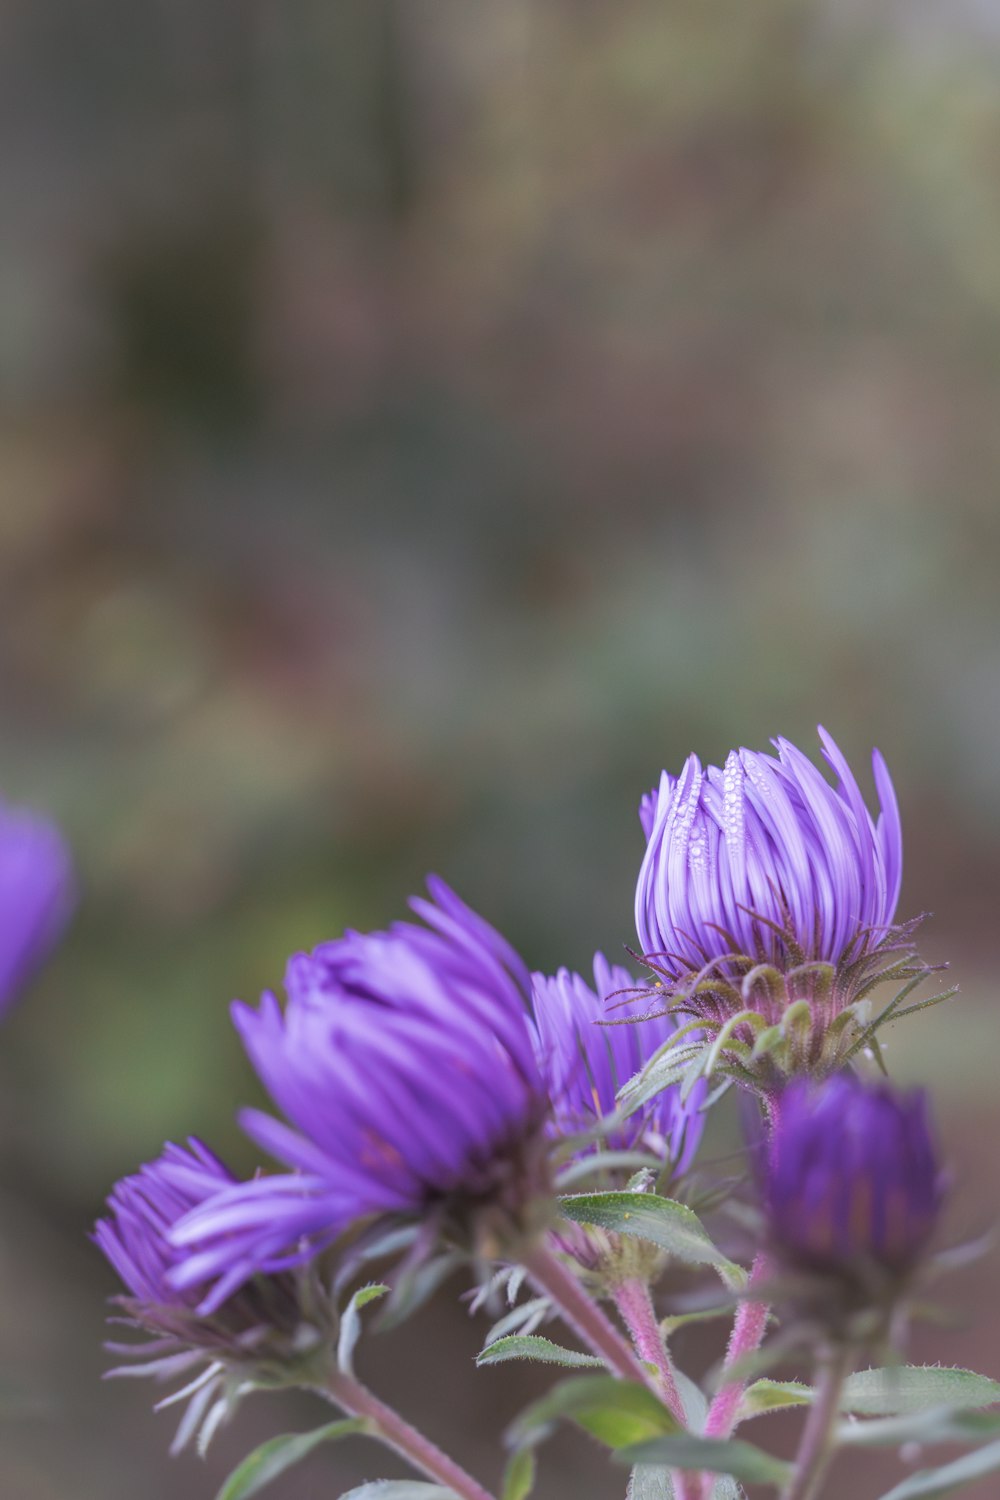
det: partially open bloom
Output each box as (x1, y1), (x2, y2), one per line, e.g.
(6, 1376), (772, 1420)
(531, 953), (704, 1172)
(94, 1140), (332, 1446)
(632, 728), (928, 1082)
(0, 798), (74, 1016)
(171, 880), (551, 1310)
(761, 1073), (944, 1337)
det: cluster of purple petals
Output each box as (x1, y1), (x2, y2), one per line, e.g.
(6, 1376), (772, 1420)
(765, 1073), (943, 1275)
(0, 800), (74, 1016)
(169, 879), (547, 1311)
(94, 1140), (238, 1311)
(635, 727), (903, 977)
(531, 953), (705, 1171)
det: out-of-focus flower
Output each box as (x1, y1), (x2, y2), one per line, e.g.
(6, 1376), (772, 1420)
(761, 1073), (944, 1338)
(532, 952), (704, 1172)
(94, 1140), (333, 1449)
(171, 880), (552, 1311)
(0, 799), (74, 1015)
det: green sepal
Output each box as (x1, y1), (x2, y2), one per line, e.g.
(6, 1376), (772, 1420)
(214, 1419), (368, 1500)
(501, 1449), (536, 1500)
(476, 1334), (603, 1369)
(736, 1379), (813, 1422)
(507, 1374), (680, 1451)
(337, 1284), (389, 1375)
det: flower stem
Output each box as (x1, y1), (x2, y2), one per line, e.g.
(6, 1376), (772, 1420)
(780, 1346), (852, 1500)
(611, 1277), (686, 1423)
(702, 1252), (771, 1442)
(521, 1243), (652, 1387)
(321, 1367), (497, 1500)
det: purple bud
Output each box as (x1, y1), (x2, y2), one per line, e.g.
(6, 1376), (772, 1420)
(764, 1074), (943, 1281)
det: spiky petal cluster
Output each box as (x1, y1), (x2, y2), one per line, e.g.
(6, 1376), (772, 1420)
(763, 1074), (943, 1331)
(531, 953), (705, 1171)
(0, 799), (74, 1016)
(636, 727), (902, 986)
(94, 1140), (331, 1447)
(171, 880), (551, 1310)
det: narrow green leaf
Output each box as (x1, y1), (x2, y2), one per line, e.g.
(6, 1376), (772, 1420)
(337, 1283), (389, 1375)
(501, 1449), (536, 1500)
(477, 1334), (603, 1370)
(339, 1486), (455, 1500)
(839, 1408), (1000, 1449)
(616, 1433), (792, 1487)
(215, 1420), (368, 1500)
(508, 1375), (679, 1451)
(736, 1379), (813, 1422)
(840, 1366), (1000, 1417)
(558, 1192), (746, 1288)
(877, 1437), (1000, 1500)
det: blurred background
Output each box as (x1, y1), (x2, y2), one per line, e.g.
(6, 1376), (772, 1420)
(2, 2), (1000, 1496)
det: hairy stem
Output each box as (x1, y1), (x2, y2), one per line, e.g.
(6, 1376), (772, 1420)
(521, 1243), (653, 1387)
(780, 1346), (852, 1500)
(612, 1277), (686, 1423)
(321, 1367), (497, 1500)
(702, 1253), (771, 1442)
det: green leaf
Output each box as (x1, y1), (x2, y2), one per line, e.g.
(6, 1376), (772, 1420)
(501, 1449), (536, 1500)
(215, 1420), (368, 1500)
(877, 1437), (1000, 1500)
(557, 1192), (746, 1288)
(838, 1408), (1000, 1449)
(337, 1283), (389, 1375)
(736, 1379), (813, 1422)
(477, 1334), (603, 1369)
(508, 1375), (680, 1451)
(627, 1466), (675, 1499)
(339, 1487), (456, 1500)
(616, 1433), (791, 1487)
(840, 1366), (1000, 1417)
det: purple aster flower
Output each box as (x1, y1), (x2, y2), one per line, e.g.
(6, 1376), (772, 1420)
(0, 799), (74, 1016)
(170, 879), (552, 1311)
(637, 727), (901, 979)
(760, 1073), (944, 1336)
(94, 1140), (333, 1447)
(531, 953), (705, 1173)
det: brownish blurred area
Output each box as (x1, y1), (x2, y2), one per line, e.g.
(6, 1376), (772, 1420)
(2, 2), (999, 1496)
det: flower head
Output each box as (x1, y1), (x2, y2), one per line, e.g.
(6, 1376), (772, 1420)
(531, 953), (704, 1172)
(761, 1073), (944, 1337)
(0, 799), (74, 1016)
(94, 1140), (332, 1447)
(171, 880), (552, 1310)
(632, 728), (928, 1083)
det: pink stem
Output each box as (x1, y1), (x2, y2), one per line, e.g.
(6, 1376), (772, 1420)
(703, 1253), (771, 1441)
(612, 1277), (686, 1424)
(521, 1243), (653, 1387)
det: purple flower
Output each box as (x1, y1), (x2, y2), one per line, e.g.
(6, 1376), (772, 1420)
(94, 1140), (331, 1448)
(171, 880), (551, 1310)
(531, 953), (705, 1172)
(764, 1073), (943, 1281)
(0, 799), (74, 1015)
(636, 727), (902, 981)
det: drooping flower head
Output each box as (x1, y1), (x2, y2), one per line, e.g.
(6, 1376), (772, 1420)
(94, 1140), (332, 1446)
(633, 728), (928, 1082)
(171, 880), (552, 1311)
(0, 798), (74, 1016)
(760, 1073), (944, 1338)
(531, 952), (705, 1173)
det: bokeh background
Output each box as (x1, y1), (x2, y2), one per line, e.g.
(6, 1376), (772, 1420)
(2, 3), (1000, 1497)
